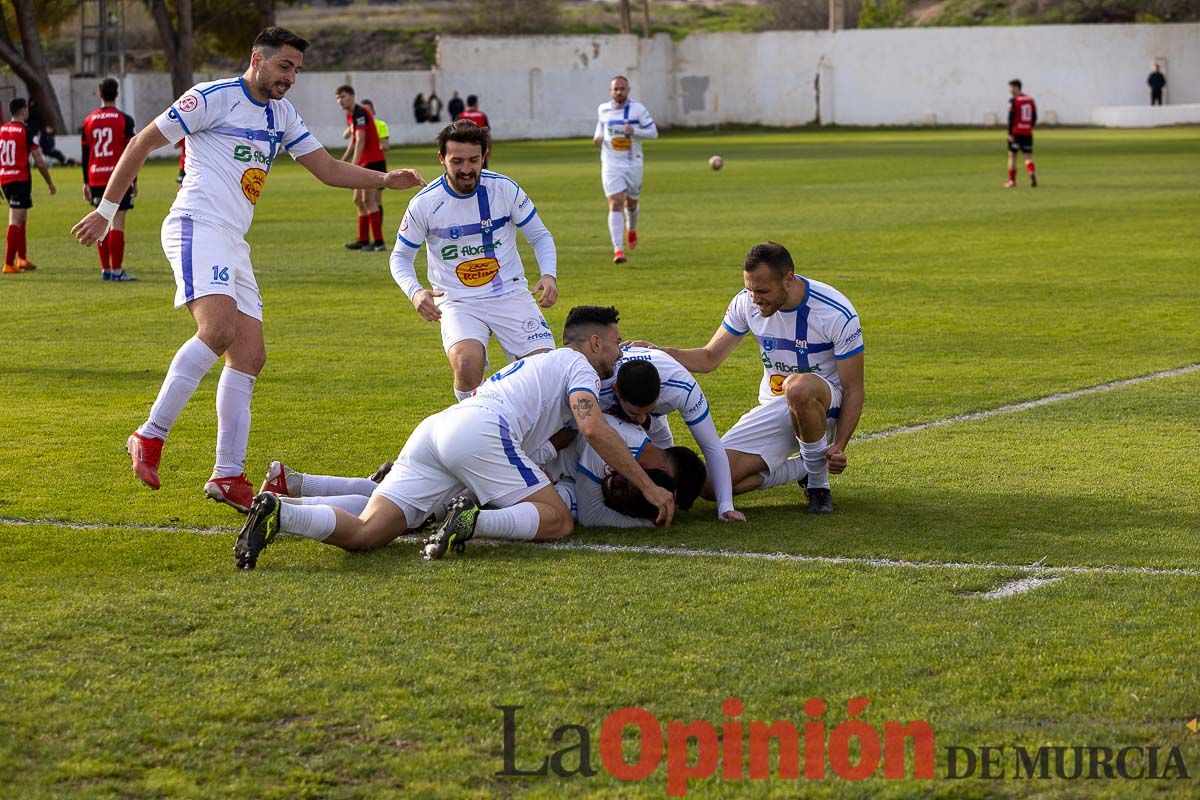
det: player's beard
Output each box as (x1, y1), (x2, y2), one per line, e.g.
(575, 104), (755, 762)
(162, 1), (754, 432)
(448, 170), (479, 193)
(258, 73), (291, 100)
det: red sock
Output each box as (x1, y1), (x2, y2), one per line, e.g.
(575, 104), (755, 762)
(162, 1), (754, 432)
(17, 221), (26, 259)
(4, 225), (16, 266)
(357, 215), (369, 243)
(97, 239), (111, 270)
(109, 230), (125, 269)
(1008, 168), (1016, 182)
(369, 209), (383, 243)
(1025, 160), (1036, 175)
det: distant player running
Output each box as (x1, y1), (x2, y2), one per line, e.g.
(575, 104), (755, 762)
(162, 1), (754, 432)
(71, 27), (426, 512)
(629, 242), (865, 515)
(392, 120), (559, 400)
(1006, 79), (1037, 189)
(335, 85), (388, 251)
(80, 78), (138, 281)
(594, 76), (657, 264)
(0, 98), (56, 274)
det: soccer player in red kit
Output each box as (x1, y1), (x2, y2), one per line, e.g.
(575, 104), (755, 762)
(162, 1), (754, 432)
(458, 95), (490, 168)
(335, 85), (388, 251)
(81, 78), (138, 281)
(1006, 79), (1037, 189)
(0, 97), (56, 274)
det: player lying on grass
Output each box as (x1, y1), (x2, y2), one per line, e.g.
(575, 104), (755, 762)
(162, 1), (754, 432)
(234, 306), (674, 569)
(600, 346), (743, 522)
(255, 414), (704, 531)
(626, 241), (865, 515)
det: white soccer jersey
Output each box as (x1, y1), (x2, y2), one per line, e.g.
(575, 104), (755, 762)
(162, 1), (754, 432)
(599, 346), (710, 428)
(154, 77), (321, 238)
(595, 100), (657, 165)
(723, 278), (865, 405)
(466, 348), (601, 449)
(396, 170), (542, 301)
(563, 414), (650, 487)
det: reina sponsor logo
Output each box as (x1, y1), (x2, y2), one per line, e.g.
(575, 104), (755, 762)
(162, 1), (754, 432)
(455, 257), (500, 287)
(240, 168), (267, 205)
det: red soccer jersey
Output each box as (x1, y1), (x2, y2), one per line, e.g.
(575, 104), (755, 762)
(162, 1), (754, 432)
(459, 109), (489, 129)
(81, 106), (135, 187)
(0, 120), (37, 184)
(1009, 94), (1037, 136)
(346, 104), (385, 166)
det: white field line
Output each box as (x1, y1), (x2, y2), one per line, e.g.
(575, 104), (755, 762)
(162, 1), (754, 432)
(3, 363), (1198, 580)
(977, 576), (1062, 599)
(854, 363), (1200, 443)
(4, 515), (1198, 578)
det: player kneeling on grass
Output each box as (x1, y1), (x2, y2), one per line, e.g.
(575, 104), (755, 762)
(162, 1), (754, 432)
(627, 241), (865, 515)
(234, 306), (674, 569)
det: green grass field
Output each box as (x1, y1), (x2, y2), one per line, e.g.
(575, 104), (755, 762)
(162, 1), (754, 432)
(2, 127), (1199, 798)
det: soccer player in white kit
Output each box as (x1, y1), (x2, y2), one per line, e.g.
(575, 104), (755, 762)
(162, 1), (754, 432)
(599, 347), (744, 522)
(593, 76), (657, 264)
(392, 121), (559, 400)
(234, 306), (675, 569)
(629, 242), (865, 515)
(70, 27), (426, 512)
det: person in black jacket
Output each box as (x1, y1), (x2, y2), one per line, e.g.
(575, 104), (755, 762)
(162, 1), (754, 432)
(1148, 65), (1167, 106)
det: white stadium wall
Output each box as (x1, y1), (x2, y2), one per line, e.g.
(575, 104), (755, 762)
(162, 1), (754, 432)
(30, 23), (1199, 161)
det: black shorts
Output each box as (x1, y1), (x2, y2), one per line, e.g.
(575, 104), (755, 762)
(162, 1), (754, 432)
(364, 159), (388, 173)
(1007, 134), (1034, 154)
(89, 185), (135, 211)
(1, 180), (32, 209)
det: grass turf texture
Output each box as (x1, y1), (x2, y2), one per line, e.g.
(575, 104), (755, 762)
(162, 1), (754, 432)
(1, 128), (1198, 797)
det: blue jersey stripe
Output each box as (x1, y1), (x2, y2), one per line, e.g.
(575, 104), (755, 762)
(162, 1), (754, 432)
(181, 217), (195, 301)
(515, 207), (538, 227)
(398, 234), (420, 249)
(685, 406), (711, 427)
(810, 290), (854, 320)
(568, 386), (599, 398)
(498, 416), (540, 488)
(722, 321), (747, 336)
(169, 107), (193, 135)
(835, 345), (864, 360)
(285, 131), (311, 149)
(577, 463), (604, 484)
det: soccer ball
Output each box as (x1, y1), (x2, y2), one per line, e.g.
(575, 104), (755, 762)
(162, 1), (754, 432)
(709, 155), (724, 171)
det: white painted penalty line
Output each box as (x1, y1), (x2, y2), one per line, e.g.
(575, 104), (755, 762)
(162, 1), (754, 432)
(854, 363), (1200, 443)
(2, 516), (1197, 579)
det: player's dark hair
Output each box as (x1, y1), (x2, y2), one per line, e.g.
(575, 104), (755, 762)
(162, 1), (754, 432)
(562, 306), (620, 346)
(1009, 79), (1022, 90)
(336, 84), (355, 96)
(611, 75), (629, 85)
(361, 99), (374, 109)
(466, 94), (478, 106)
(437, 119), (490, 156)
(744, 241), (795, 280)
(615, 360), (660, 408)
(99, 78), (119, 102)
(9, 97), (26, 117)
(253, 27), (309, 55)
(664, 446), (706, 511)
(603, 469), (677, 520)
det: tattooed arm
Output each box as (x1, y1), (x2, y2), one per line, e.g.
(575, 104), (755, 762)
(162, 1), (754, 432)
(570, 390), (674, 526)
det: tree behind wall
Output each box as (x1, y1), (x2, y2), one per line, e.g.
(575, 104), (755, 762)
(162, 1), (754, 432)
(0, 0), (69, 130)
(147, 0), (194, 99)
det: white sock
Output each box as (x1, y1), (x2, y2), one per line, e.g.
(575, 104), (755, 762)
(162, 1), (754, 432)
(759, 456), (807, 489)
(213, 367), (256, 478)
(627, 204), (639, 233)
(608, 211), (624, 249)
(293, 494), (369, 515)
(280, 502), (337, 541)
(304, 473), (378, 497)
(799, 438), (830, 490)
(138, 336), (219, 440)
(475, 502), (540, 541)
(453, 386), (474, 401)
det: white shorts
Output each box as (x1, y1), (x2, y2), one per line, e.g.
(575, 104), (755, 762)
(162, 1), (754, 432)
(373, 404), (551, 524)
(437, 291), (556, 360)
(721, 379), (842, 471)
(162, 214), (261, 321)
(602, 163), (643, 199)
